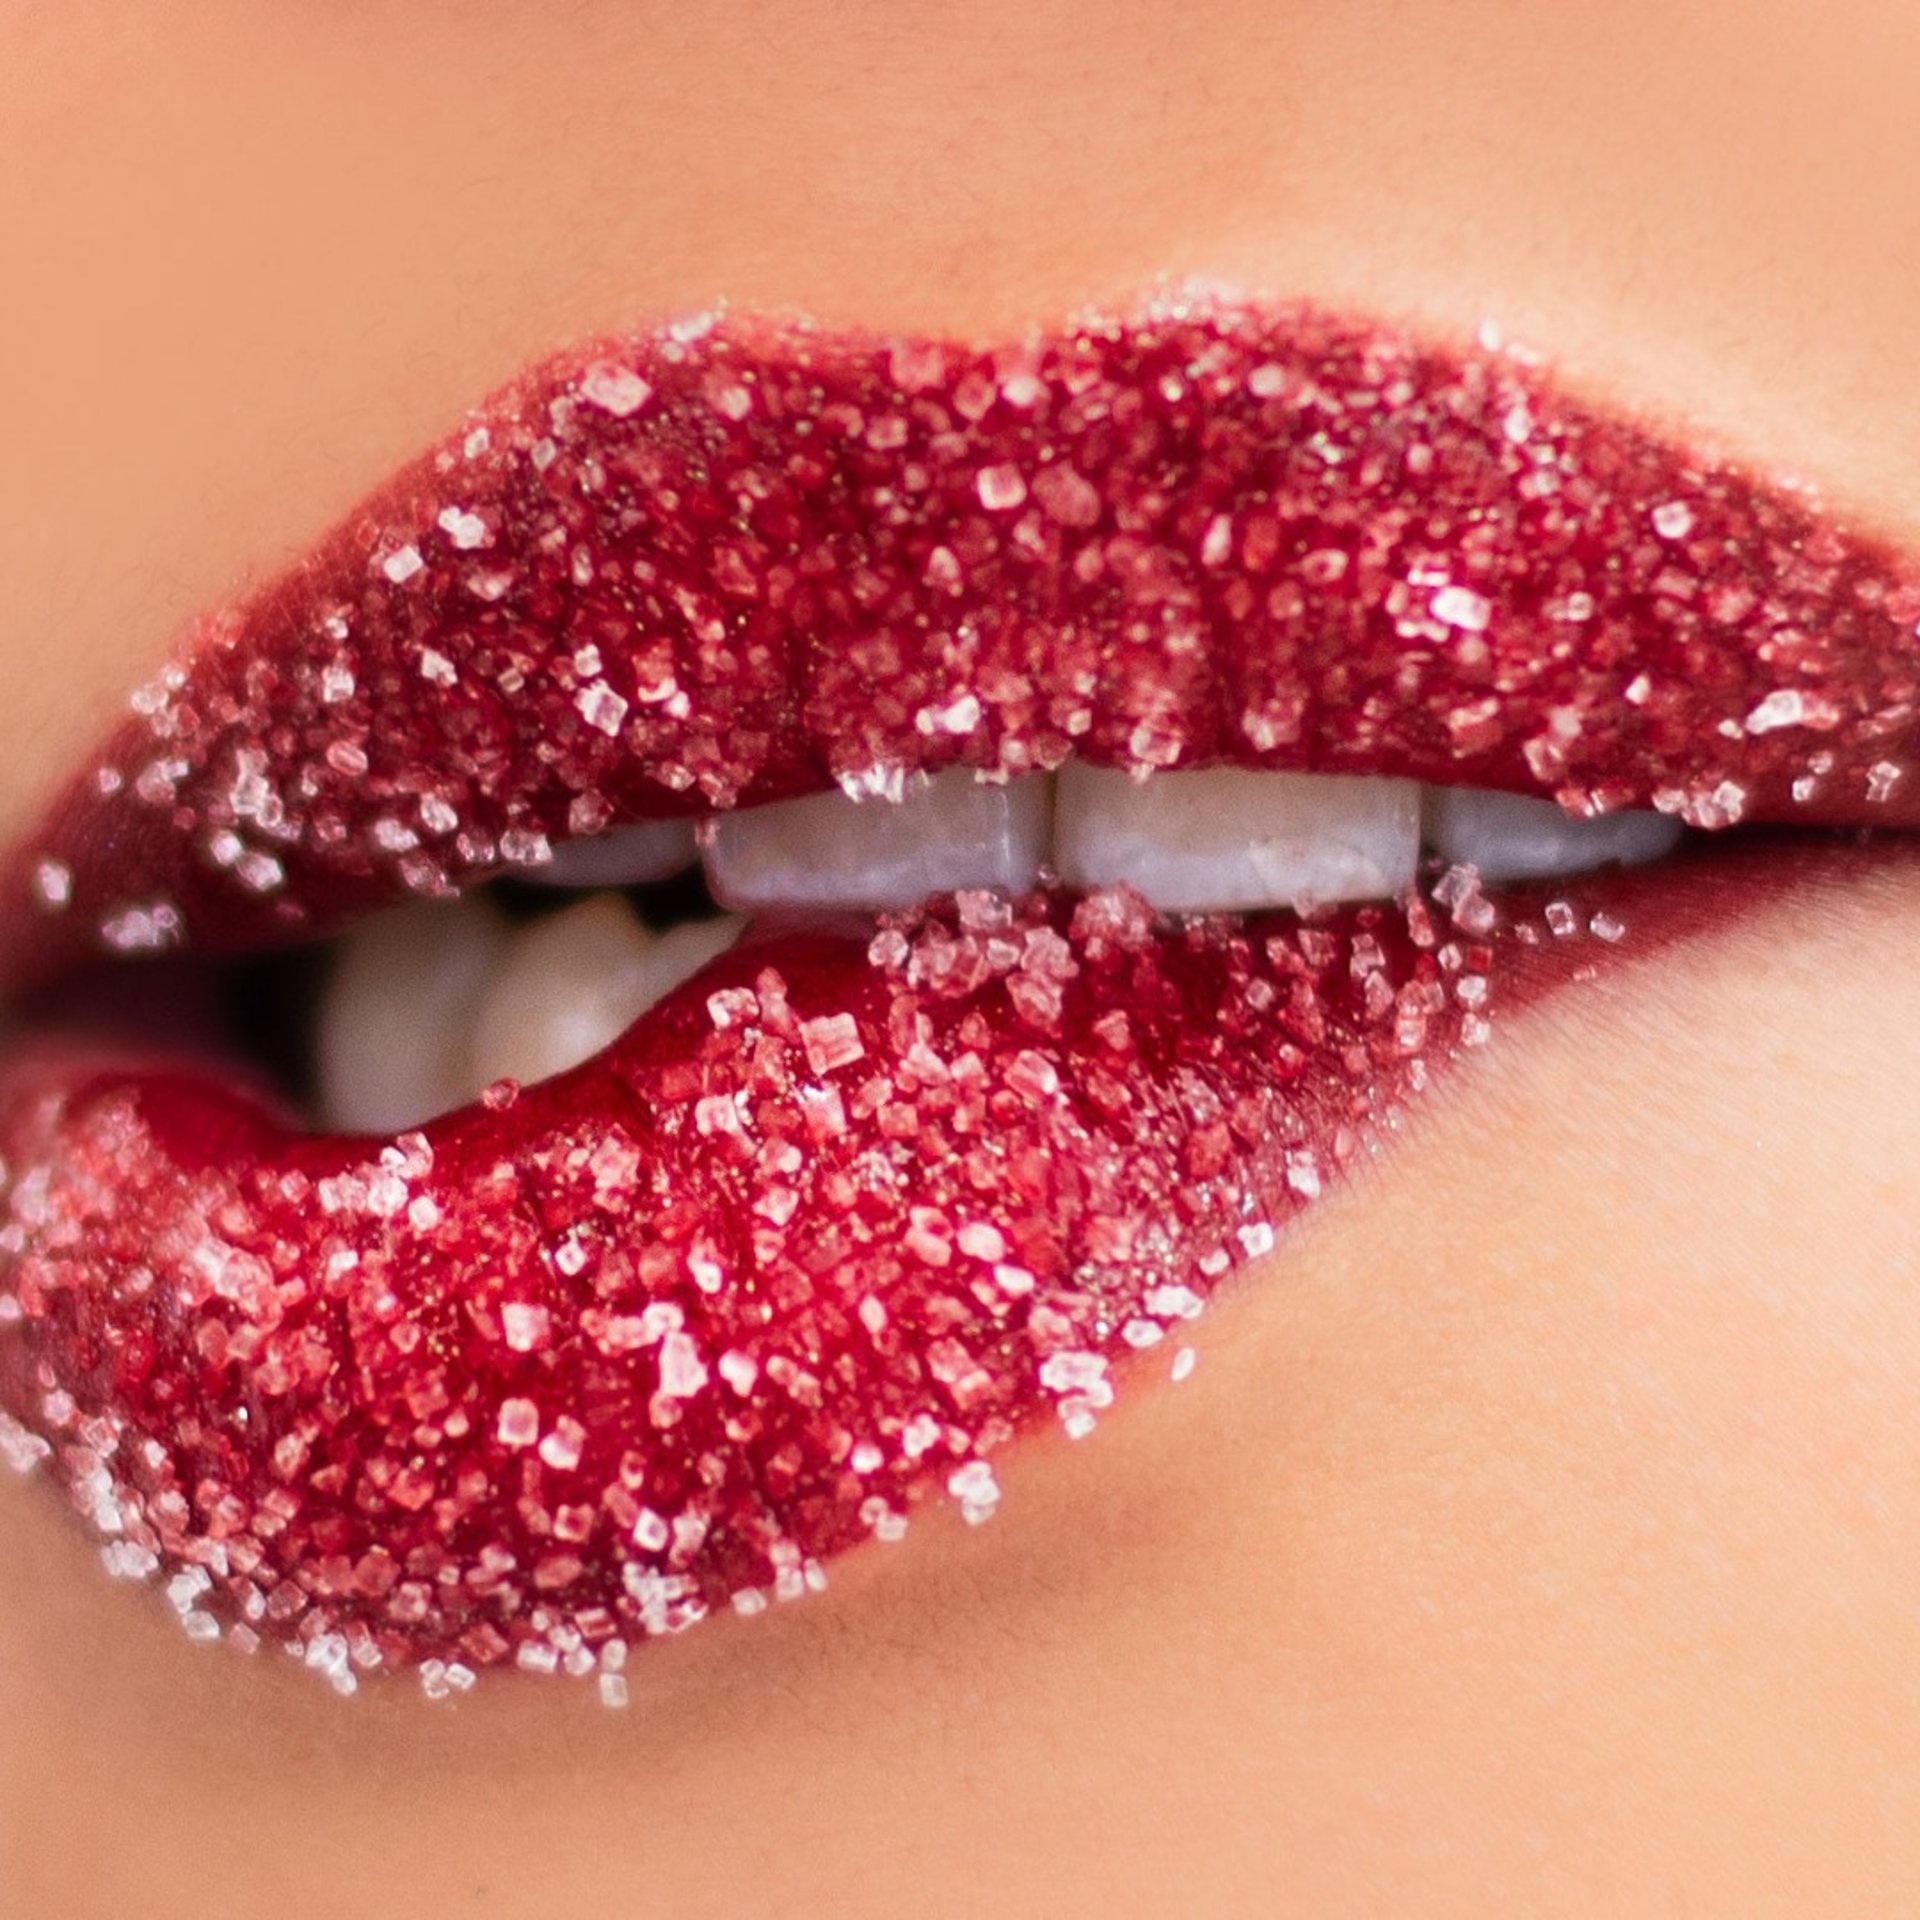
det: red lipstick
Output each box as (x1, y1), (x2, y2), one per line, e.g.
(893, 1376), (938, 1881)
(2, 292), (1915, 1693)
(7, 295), (1917, 984)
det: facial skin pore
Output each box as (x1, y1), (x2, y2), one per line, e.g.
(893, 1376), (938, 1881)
(2, 5), (1918, 1914)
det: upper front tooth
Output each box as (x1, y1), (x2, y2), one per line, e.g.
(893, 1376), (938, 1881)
(703, 767), (1050, 911)
(521, 819), (699, 889)
(316, 893), (508, 1133)
(465, 897), (743, 1095)
(1422, 787), (1683, 881)
(1053, 764), (1421, 911)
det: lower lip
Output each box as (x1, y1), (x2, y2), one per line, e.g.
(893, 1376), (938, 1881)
(0, 845), (1843, 1689)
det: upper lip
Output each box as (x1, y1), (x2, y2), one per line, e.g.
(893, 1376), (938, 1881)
(3, 287), (1916, 1689)
(5, 288), (1917, 993)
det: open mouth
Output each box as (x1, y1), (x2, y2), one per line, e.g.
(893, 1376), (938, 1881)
(1, 291), (1913, 1699)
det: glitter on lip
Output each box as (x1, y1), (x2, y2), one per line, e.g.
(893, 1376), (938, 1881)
(6, 288), (1920, 1689)
(0, 862), (1715, 1691)
(8, 291), (1920, 987)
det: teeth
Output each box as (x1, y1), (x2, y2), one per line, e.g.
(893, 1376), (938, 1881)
(521, 819), (699, 890)
(704, 767), (1050, 912)
(317, 894), (508, 1133)
(1053, 764), (1422, 912)
(318, 767), (1695, 1129)
(1422, 787), (1682, 882)
(466, 898), (743, 1093)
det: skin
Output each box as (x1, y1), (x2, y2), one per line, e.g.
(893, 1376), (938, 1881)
(1, 2), (1918, 1912)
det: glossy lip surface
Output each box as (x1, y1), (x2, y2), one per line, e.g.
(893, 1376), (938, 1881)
(4, 290), (1919, 1696)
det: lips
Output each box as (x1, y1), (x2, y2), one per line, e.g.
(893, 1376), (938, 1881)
(1, 291), (1915, 1695)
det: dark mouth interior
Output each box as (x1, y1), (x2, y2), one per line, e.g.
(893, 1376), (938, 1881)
(216, 853), (728, 1112)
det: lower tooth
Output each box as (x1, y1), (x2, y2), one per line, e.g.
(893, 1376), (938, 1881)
(465, 897), (743, 1096)
(1422, 786), (1683, 881)
(703, 767), (1050, 911)
(1053, 764), (1422, 911)
(316, 894), (507, 1134)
